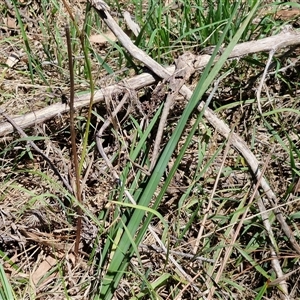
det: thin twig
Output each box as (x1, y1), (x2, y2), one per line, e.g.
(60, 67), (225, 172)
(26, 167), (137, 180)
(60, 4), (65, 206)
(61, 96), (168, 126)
(61, 0), (95, 173)
(65, 25), (82, 258)
(268, 266), (300, 287)
(256, 49), (275, 115)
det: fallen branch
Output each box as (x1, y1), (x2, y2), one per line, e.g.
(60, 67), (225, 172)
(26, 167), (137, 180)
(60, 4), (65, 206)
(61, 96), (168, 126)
(0, 70), (161, 136)
(1, 5), (300, 257)
(1, 30), (300, 136)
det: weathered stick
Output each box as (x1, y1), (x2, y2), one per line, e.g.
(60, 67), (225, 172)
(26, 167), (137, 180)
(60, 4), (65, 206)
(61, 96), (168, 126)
(1, 30), (300, 136)
(88, 0), (300, 259)
(0, 70), (163, 136)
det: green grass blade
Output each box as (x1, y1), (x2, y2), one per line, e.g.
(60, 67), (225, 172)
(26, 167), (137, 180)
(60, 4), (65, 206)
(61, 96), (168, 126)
(98, 1), (261, 298)
(254, 281), (268, 300)
(0, 264), (14, 300)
